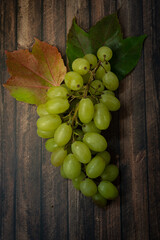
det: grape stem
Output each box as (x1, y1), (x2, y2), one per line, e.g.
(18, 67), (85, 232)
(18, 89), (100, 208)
(61, 112), (72, 121)
(83, 61), (101, 98)
(69, 95), (81, 103)
(71, 103), (79, 128)
(100, 60), (108, 72)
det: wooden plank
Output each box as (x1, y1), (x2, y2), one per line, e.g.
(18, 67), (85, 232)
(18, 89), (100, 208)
(66, 0), (90, 32)
(15, 0), (42, 239)
(0, 1), (17, 239)
(41, 1), (68, 239)
(90, 1), (121, 240)
(118, 0), (149, 239)
(143, 0), (160, 239)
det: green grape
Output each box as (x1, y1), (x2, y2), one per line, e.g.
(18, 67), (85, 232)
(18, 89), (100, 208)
(97, 46), (113, 61)
(60, 165), (68, 179)
(82, 121), (101, 134)
(63, 154), (81, 179)
(95, 62), (111, 80)
(64, 71), (83, 90)
(51, 147), (67, 167)
(86, 155), (105, 178)
(101, 94), (120, 111)
(92, 192), (107, 207)
(98, 181), (119, 200)
(72, 58), (90, 75)
(80, 178), (97, 197)
(102, 90), (115, 96)
(78, 98), (94, 123)
(45, 98), (69, 114)
(94, 103), (110, 130)
(37, 104), (49, 117)
(82, 72), (91, 84)
(45, 138), (58, 152)
(54, 123), (72, 146)
(71, 141), (91, 164)
(83, 54), (97, 69)
(102, 71), (119, 91)
(89, 80), (104, 95)
(47, 86), (69, 99)
(83, 132), (107, 152)
(37, 115), (61, 131)
(72, 172), (85, 190)
(37, 128), (55, 138)
(97, 151), (111, 166)
(101, 164), (119, 182)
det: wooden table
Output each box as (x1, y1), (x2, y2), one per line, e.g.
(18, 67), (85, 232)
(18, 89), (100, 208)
(0, 0), (159, 239)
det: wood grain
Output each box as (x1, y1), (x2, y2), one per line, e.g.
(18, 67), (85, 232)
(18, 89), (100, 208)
(0, 1), (17, 239)
(41, 1), (68, 240)
(118, 1), (149, 239)
(15, 0), (42, 239)
(143, 0), (160, 239)
(0, 0), (159, 239)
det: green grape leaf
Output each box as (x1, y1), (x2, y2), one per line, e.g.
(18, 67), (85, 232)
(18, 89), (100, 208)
(110, 35), (147, 80)
(4, 39), (67, 105)
(66, 13), (146, 80)
(89, 13), (123, 52)
(66, 13), (122, 69)
(66, 18), (93, 69)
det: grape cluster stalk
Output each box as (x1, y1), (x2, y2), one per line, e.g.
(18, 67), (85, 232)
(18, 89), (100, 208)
(36, 46), (120, 207)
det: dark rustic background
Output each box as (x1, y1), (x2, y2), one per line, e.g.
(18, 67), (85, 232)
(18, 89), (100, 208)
(0, 0), (160, 239)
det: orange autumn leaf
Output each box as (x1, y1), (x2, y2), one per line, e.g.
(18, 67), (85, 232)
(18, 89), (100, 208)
(4, 38), (67, 105)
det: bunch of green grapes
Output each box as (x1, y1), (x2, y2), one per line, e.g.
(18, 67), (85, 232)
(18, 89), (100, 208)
(36, 46), (120, 207)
